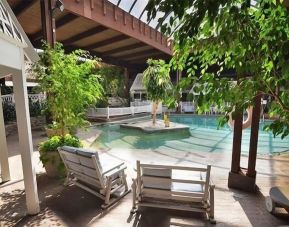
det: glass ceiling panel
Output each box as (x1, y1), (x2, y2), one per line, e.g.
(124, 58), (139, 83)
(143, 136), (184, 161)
(118, 0), (134, 11)
(149, 11), (165, 28)
(130, 0), (148, 18)
(107, 0), (173, 31)
(108, 0), (119, 4)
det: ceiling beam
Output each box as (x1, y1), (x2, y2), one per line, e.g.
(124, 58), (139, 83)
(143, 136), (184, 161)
(62, 25), (108, 44)
(62, 0), (172, 55)
(128, 53), (169, 63)
(102, 42), (147, 56)
(121, 49), (160, 60)
(29, 13), (78, 42)
(64, 45), (136, 69)
(84, 34), (129, 50)
(13, 0), (37, 16)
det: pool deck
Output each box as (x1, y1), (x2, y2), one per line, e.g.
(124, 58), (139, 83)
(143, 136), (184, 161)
(1, 129), (289, 227)
(120, 119), (190, 133)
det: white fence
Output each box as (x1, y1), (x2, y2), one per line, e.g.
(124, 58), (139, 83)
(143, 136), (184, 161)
(1, 94), (46, 104)
(130, 101), (151, 106)
(180, 101), (224, 114)
(87, 103), (163, 119)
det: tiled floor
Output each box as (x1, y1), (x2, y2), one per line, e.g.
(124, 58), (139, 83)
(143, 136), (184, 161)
(1, 129), (289, 227)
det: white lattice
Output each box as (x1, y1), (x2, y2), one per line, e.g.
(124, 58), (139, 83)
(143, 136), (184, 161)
(1, 94), (46, 104)
(0, 1), (25, 45)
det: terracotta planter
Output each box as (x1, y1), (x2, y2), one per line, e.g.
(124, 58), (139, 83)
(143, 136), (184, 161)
(40, 150), (62, 178)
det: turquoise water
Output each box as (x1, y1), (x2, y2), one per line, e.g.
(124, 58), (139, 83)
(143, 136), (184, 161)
(92, 115), (289, 154)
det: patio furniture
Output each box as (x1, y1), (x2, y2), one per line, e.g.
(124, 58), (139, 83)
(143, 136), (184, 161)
(265, 186), (289, 213)
(131, 161), (216, 224)
(58, 146), (130, 208)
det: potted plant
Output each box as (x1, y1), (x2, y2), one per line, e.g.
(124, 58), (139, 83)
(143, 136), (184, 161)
(143, 59), (172, 125)
(33, 42), (103, 177)
(39, 134), (82, 177)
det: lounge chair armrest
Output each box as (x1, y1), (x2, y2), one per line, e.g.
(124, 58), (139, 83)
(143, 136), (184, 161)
(102, 162), (126, 175)
(209, 179), (215, 188)
(103, 164), (127, 178)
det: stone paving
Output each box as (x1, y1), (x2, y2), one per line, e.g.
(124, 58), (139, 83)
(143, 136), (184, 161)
(1, 128), (289, 227)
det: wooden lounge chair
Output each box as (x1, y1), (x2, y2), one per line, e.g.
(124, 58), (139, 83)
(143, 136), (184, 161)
(58, 146), (130, 208)
(265, 186), (289, 214)
(131, 161), (216, 224)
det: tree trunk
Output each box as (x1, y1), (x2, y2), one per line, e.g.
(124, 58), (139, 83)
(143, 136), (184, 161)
(152, 101), (159, 125)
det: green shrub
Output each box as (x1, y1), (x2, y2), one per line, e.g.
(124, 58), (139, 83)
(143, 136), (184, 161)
(39, 134), (82, 178)
(29, 99), (43, 117)
(39, 134), (82, 153)
(2, 101), (16, 123)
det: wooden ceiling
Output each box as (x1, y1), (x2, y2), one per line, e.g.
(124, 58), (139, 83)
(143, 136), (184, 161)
(7, 0), (172, 70)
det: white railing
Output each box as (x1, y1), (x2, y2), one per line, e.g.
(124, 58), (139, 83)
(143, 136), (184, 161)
(180, 101), (195, 113)
(87, 103), (163, 119)
(180, 101), (225, 115)
(1, 93), (46, 104)
(130, 101), (151, 106)
(1, 94), (14, 103)
(27, 94), (46, 103)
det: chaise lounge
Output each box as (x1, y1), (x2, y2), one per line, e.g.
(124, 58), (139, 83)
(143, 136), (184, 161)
(265, 186), (289, 214)
(131, 161), (216, 223)
(58, 146), (130, 208)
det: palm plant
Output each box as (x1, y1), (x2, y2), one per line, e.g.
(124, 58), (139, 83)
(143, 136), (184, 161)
(143, 59), (172, 125)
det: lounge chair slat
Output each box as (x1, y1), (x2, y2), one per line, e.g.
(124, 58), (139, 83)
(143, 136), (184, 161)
(142, 176), (206, 185)
(142, 188), (204, 198)
(140, 163), (208, 172)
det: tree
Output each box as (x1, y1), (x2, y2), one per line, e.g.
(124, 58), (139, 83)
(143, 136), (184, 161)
(33, 43), (103, 137)
(94, 64), (127, 107)
(143, 59), (172, 125)
(146, 0), (289, 138)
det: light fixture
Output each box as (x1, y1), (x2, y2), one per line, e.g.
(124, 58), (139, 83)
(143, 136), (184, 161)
(52, 0), (64, 13)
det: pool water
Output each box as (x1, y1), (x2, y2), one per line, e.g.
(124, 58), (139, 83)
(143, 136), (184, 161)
(92, 115), (289, 154)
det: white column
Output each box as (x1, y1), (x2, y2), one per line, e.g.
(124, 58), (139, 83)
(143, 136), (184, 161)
(13, 50), (40, 215)
(0, 89), (11, 182)
(107, 106), (110, 120)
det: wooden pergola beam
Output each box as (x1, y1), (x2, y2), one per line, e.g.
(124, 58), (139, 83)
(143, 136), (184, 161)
(129, 53), (169, 63)
(122, 49), (161, 60)
(84, 34), (128, 50)
(65, 45), (135, 69)
(13, 0), (37, 16)
(102, 42), (147, 56)
(40, 0), (55, 47)
(30, 13), (78, 42)
(247, 94), (262, 177)
(62, 25), (108, 44)
(62, 0), (172, 55)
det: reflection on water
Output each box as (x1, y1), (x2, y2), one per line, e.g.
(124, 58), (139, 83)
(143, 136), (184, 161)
(91, 115), (289, 154)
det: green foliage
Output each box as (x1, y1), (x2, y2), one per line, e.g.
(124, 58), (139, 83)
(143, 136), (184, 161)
(39, 134), (82, 178)
(94, 65), (126, 98)
(2, 99), (44, 123)
(29, 99), (43, 117)
(2, 101), (16, 123)
(143, 59), (173, 124)
(143, 59), (172, 103)
(33, 42), (103, 136)
(46, 121), (61, 130)
(1, 85), (12, 95)
(39, 134), (82, 153)
(147, 0), (289, 138)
